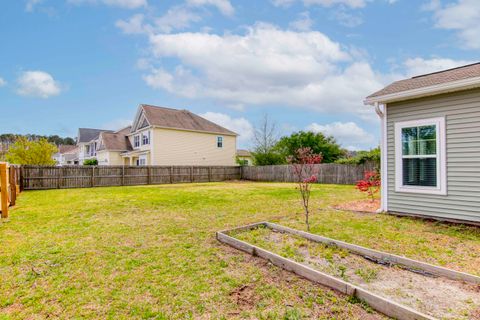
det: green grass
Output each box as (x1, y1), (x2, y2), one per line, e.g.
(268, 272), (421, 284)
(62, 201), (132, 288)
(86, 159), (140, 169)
(1, 182), (479, 319)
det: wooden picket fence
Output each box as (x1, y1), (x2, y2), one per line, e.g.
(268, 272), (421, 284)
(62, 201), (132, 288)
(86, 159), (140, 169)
(20, 165), (241, 190)
(0, 163), (21, 219)
(241, 162), (377, 185)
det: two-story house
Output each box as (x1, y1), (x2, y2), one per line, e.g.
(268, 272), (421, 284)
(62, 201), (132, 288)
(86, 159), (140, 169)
(78, 104), (238, 166)
(76, 128), (112, 164)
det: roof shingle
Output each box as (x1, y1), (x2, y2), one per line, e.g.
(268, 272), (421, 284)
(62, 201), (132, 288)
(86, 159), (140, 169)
(367, 62), (480, 99)
(141, 105), (237, 136)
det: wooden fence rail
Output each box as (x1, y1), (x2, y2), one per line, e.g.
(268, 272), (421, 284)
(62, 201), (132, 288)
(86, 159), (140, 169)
(241, 162), (377, 185)
(21, 165), (242, 190)
(0, 162), (21, 219)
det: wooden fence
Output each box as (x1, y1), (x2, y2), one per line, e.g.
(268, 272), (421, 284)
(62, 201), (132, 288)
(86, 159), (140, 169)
(241, 162), (377, 185)
(0, 163), (21, 219)
(20, 165), (241, 190)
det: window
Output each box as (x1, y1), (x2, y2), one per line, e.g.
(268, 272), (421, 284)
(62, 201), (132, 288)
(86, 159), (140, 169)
(217, 136), (223, 148)
(134, 135), (140, 148)
(395, 117), (446, 195)
(142, 131), (150, 145)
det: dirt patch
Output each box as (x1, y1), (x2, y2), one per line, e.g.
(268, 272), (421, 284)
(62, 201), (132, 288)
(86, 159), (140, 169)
(237, 228), (480, 320)
(333, 199), (380, 213)
(229, 284), (259, 309)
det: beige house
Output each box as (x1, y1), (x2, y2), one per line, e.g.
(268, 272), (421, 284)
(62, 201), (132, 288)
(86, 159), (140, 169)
(81, 104), (238, 166)
(236, 149), (253, 166)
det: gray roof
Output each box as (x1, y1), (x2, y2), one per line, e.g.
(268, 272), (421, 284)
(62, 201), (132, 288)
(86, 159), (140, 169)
(367, 62), (480, 99)
(236, 149), (252, 157)
(77, 128), (112, 143)
(140, 104), (238, 136)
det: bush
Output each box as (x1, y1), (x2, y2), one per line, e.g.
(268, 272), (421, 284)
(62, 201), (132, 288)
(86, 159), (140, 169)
(252, 152), (286, 166)
(336, 147), (380, 167)
(83, 158), (98, 166)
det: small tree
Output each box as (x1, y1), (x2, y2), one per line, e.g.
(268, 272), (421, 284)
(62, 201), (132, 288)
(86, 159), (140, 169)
(5, 137), (57, 165)
(83, 158), (98, 166)
(288, 147), (322, 231)
(356, 171), (380, 202)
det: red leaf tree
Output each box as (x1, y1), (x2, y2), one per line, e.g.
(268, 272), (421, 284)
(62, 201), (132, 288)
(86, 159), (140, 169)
(288, 147), (323, 231)
(355, 171), (381, 202)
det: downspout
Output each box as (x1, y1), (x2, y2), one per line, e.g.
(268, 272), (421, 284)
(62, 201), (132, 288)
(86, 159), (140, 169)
(374, 102), (387, 213)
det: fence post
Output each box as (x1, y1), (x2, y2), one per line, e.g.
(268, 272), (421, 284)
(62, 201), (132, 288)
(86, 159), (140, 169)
(208, 167), (212, 182)
(19, 166), (24, 192)
(170, 166), (173, 184)
(190, 166), (194, 182)
(147, 166), (151, 185)
(0, 163), (9, 219)
(91, 166), (95, 187)
(9, 166), (16, 206)
(122, 166), (125, 186)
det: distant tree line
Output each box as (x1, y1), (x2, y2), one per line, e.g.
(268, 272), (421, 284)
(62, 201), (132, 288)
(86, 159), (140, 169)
(0, 134), (76, 147)
(251, 115), (379, 167)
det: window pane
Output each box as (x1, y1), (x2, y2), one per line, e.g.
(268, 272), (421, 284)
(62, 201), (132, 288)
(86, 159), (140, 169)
(402, 127), (417, 155)
(402, 158), (437, 187)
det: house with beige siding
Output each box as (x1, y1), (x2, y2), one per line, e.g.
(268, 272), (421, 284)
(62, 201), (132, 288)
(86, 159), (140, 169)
(365, 62), (480, 225)
(79, 104), (238, 166)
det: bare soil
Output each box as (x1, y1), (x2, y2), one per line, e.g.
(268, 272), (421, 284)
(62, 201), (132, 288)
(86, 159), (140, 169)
(257, 229), (480, 320)
(332, 199), (380, 213)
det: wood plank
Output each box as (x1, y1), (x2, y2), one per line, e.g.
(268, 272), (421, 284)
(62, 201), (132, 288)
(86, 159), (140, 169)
(0, 163), (9, 218)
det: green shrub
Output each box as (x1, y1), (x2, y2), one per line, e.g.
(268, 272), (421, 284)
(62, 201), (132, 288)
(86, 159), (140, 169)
(83, 158), (98, 166)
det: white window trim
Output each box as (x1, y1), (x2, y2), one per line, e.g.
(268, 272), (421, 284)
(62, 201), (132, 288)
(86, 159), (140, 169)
(394, 117), (447, 195)
(217, 136), (223, 148)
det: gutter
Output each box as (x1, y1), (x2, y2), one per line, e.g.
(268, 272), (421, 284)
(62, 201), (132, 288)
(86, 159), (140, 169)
(374, 102), (388, 213)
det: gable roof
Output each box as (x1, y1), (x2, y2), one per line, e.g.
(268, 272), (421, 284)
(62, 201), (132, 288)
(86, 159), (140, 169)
(98, 126), (133, 151)
(57, 145), (78, 154)
(236, 149), (251, 157)
(134, 104), (237, 136)
(77, 128), (112, 143)
(365, 62), (480, 105)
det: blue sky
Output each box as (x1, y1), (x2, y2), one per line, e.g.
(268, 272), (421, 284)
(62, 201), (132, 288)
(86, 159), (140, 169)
(1, 0), (479, 150)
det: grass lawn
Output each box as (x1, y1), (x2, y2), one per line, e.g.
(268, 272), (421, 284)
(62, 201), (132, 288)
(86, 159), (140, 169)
(1, 181), (479, 319)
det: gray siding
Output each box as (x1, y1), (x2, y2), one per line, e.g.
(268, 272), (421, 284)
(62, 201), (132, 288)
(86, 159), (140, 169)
(387, 88), (480, 223)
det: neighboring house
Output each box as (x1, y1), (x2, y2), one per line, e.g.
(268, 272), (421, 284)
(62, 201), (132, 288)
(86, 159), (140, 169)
(121, 105), (237, 166)
(236, 149), (253, 166)
(365, 62), (480, 224)
(53, 145), (79, 166)
(76, 128), (112, 164)
(75, 104), (238, 166)
(96, 127), (133, 165)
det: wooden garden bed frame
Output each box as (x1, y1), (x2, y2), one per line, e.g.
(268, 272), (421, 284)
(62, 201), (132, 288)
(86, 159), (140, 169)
(217, 222), (480, 320)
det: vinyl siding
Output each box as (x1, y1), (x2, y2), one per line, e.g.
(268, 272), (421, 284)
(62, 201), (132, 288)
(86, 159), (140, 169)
(97, 150), (125, 165)
(152, 128), (236, 166)
(386, 88), (480, 223)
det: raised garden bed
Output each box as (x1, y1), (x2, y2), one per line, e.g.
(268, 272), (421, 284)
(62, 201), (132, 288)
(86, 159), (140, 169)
(217, 222), (480, 320)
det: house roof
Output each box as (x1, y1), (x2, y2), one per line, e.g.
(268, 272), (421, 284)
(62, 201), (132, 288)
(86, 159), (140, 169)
(58, 145), (78, 154)
(365, 62), (480, 104)
(236, 149), (252, 157)
(139, 104), (237, 136)
(77, 128), (112, 143)
(98, 126), (133, 151)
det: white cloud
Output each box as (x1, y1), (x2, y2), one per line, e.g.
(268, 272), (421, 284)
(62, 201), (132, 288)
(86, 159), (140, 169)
(116, 14), (150, 35)
(427, 0), (480, 49)
(307, 121), (375, 150)
(333, 9), (363, 27)
(200, 112), (254, 145)
(0, 77), (6, 87)
(16, 71), (62, 98)
(403, 57), (473, 77)
(154, 6), (202, 33)
(186, 0), (234, 16)
(143, 23), (383, 121)
(272, 0), (367, 8)
(289, 12), (314, 31)
(26, 0), (42, 12)
(67, 0), (147, 9)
